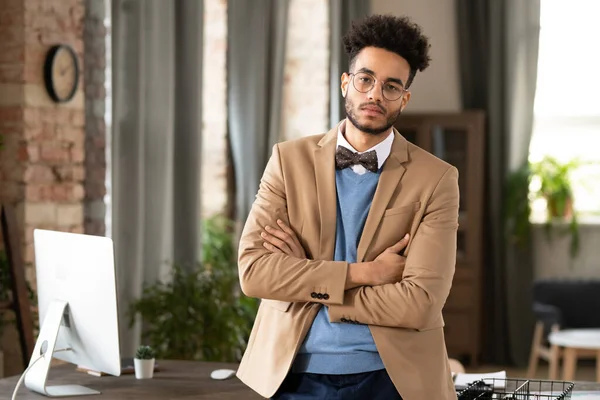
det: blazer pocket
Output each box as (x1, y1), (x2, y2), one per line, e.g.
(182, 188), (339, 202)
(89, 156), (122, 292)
(383, 201), (421, 217)
(373, 202), (421, 257)
(262, 299), (292, 312)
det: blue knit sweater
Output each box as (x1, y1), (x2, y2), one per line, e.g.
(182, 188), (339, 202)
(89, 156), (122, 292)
(292, 168), (385, 374)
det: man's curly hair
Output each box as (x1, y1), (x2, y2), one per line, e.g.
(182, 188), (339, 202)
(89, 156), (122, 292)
(343, 14), (431, 88)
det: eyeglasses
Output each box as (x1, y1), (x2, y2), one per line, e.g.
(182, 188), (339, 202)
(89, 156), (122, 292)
(349, 72), (406, 101)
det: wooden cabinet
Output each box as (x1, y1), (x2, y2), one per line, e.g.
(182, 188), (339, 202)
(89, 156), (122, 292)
(394, 111), (485, 365)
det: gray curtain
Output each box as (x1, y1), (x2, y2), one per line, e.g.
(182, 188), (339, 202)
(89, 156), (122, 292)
(227, 0), (290, 223)
(457, 0), (540, 366)
(328, 0), (370, 126)
(111, 0), (203, 357)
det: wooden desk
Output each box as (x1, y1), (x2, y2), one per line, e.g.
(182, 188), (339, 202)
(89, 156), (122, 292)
(0, 360), (262, 399)
(3, 361), (600, 399)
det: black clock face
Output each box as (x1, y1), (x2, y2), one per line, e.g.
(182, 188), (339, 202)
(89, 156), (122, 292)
(44, 45), (79, 103)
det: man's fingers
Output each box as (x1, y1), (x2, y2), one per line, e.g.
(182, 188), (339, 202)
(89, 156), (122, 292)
(277, 219), (300, 245)
(386, 233), (410, 253)
(266, 224), (303, 254)
(276, 219), (294, 235)
(263, 222), (307, 259)
(263, 242), (282, 253)
(261, 231), (292, 254)
(265, 225), (293, 243)
(276, 219), (301, 246)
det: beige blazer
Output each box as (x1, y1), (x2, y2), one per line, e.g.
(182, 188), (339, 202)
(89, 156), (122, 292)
(236, 123), (459, 400)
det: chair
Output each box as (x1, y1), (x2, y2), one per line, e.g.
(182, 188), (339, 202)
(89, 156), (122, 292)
(527, 279), (600, 379)
(527, 314), (561, 379)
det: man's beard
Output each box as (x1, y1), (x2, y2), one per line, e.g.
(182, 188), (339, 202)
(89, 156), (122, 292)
(344, 96), (401, 135)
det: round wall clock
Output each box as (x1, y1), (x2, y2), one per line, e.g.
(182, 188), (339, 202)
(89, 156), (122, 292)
(44, 44), (80, 103)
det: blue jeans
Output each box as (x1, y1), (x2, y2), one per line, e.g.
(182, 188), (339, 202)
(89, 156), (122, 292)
(271, 369), (403, 400)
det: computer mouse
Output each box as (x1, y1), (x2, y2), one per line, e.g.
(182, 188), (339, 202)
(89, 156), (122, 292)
(210, 368), (236, 380)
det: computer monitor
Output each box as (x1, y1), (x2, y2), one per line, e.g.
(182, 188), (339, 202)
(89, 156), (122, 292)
(24, 229), (121, 397)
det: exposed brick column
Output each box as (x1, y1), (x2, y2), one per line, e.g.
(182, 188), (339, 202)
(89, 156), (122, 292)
(202, 0), (228, 218)
(0, 0), (27, 222)
(282, 0), (330, 140)
(0, 0), (86, 276)
(83, 0), (106, 236)
(0, 0), (85, 376)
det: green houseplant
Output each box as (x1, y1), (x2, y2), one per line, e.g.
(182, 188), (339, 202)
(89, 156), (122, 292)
(531, 156), (581, 220)
(128, 215), (258, 362)
(505, 157), (583, 258)
(134, 345), (156, 379)
(504, 162), (534, 249)
(531, 156), (581, 258)
(135, 345), (156, 359)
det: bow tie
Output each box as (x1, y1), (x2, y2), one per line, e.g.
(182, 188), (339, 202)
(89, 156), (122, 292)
(335, 146), (379, 173)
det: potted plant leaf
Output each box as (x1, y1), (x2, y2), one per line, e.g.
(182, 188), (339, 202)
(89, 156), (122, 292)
(505, 156), (586, 259)
(134, 345), (156, 379)
(127, 215), (258, 362)
(531, 156), (583, 257)
(504, 162), (533, 249)
(530, 156), (582, 220)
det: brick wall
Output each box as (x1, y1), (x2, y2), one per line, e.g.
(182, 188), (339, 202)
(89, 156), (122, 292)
(282, 0), (330, 140)
(1, 0), (86, 282)
(0, 0), (86, 376)
(202, 0), (229, 218)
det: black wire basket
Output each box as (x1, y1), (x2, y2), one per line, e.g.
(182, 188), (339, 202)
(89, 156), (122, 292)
(457, 378), (575, 399)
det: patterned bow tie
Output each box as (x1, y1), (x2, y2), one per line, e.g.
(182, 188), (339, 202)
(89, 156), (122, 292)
(335, 146), (379, 173)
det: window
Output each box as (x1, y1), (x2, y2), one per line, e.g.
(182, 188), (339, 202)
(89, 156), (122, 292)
(529, 0), (600, 220)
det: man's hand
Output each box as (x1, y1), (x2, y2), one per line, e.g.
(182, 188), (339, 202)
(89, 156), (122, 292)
(345, 235), (409, 289)
(262, 219), (409, 288)
(261, 219), (307, 258)
(368, 234), (410, 285)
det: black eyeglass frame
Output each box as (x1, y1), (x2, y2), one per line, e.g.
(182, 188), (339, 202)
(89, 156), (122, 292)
(348, 71), (407, 101)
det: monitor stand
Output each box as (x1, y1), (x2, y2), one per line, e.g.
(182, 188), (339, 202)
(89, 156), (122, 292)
(24, 300), (100, 397)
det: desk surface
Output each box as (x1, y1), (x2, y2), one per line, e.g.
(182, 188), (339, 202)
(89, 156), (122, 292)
(3, 361), (600, 399)
(0, 360), (262, 399)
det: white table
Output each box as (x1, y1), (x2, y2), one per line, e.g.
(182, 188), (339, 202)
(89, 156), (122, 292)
(549, 329), (600, 382)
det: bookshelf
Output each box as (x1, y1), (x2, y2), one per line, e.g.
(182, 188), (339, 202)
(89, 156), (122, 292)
(395, 111), (485, 365)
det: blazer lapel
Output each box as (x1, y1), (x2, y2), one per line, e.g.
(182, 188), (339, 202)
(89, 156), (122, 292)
(357, 130), (409, 262)
(314, 126), (339, 260)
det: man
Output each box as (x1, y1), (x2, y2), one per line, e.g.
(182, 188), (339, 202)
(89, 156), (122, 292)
(236, 14), (459, 400)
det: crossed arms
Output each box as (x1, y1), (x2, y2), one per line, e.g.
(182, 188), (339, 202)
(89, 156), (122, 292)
(238, 144), (460, 330)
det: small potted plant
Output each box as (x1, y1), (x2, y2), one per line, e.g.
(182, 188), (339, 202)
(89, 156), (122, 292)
(531, 156), (582, 220)
(134, 345), (156, 379)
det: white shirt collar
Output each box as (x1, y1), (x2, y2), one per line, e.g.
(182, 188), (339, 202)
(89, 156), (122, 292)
(336, 120), (395, 170)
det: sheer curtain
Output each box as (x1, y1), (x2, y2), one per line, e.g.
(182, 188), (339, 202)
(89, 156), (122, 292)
(328, 0), (370, 126)
(227, 0), (290, 224)
(457, 0), (540, 366)
(111, 0), (203, 356)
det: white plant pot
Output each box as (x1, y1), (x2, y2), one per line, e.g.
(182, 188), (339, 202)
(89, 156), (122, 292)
(134, 358), (155, 379)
